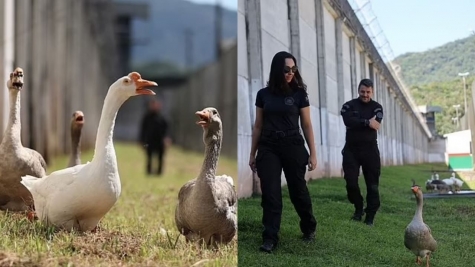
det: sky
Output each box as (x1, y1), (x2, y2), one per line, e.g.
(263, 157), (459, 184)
(186, 0), (474, 57)
(187, 0), (237, 11)
(370, 0), (475, 57)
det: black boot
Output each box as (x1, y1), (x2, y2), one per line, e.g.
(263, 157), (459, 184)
(302, 231), (316, 242)
(259, 239), (277, 253)
(364, 213), (375, 226)
(351, 206), (364, 221)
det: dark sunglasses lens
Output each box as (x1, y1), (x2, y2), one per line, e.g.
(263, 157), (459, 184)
(284, 66), (298, 73)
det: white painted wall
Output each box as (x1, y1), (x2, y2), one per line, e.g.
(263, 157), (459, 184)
(237, 0), (437, 198)
(444, 130), (472, 154)
(237, 0), (253, 198)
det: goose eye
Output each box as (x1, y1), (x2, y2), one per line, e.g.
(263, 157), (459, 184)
(212, 110), (217, 115)
(123, 78), (130, 84)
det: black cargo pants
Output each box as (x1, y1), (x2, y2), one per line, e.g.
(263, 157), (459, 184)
(341, 143), (381, 215)
(255, 131), (317, 244)
(146, 142), (165, 175)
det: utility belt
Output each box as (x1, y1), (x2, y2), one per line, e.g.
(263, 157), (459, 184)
(261, 128), (301, 139)
(344, 140), (379, 150)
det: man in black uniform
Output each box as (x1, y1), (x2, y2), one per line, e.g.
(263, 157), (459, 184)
(340, 78), (383, 226)
(139, 99), (169, 176)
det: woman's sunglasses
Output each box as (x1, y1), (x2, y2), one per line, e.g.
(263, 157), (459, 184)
(284, 66), (298, 74)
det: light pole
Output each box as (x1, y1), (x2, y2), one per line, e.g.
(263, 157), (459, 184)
(458, 72), (469, 129)
(453, 104), (461, 129)
(452, 117), (459, 126)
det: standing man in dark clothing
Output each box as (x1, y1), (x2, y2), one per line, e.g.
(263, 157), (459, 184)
(340, 78), (383, 227)
(139, 99), (169, 176)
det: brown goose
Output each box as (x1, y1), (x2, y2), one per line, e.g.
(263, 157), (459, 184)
(68, 111), (85, 167)
(0, 68), (47, 212)
(404, 180), (437, 266)
(174, 107), (237, 248)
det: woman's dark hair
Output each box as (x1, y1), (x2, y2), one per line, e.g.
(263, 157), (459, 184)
(266, 51), (307, 95)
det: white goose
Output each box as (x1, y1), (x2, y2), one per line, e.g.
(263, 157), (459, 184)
(20, 72), (157, 232)
(449, 172), (464, 192)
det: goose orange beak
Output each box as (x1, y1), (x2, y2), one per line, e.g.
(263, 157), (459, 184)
(128, 71), (157, 95)
(195, 110), (210, 126)
(135, 79), (157, 95)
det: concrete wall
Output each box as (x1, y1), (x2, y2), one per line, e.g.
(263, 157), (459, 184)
(428, 138), (446, 163)
(170, 42), (237, 159)
(0, 0), (118, 164)
(238, 0), (433, 198)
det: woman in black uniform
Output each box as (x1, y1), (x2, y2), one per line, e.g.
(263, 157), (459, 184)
(249, 51), (318, 253)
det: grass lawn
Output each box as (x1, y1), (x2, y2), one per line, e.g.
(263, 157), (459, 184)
(0, 142), (237, 266)
(238, 163), (475, 267)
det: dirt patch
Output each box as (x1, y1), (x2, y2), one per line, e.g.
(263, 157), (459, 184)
(66, 230), (143, 261)
(0, 252), (38, 267)
(458, 171), (475, 181)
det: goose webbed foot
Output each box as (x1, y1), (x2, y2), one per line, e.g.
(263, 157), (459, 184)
(91, 225), (101, 233)
(27, 211), (37, 222)
(415, 256), (422, 265)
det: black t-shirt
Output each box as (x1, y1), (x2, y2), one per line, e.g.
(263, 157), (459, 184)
(340, 98), (384, 145)
(255, 86), (310, 132)
(139, 111), (169, 146)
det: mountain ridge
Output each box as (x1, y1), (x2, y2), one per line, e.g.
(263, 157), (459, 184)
(393, 34), (475, 87)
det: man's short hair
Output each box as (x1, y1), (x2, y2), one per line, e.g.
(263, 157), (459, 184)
(358, 78), (373, 89)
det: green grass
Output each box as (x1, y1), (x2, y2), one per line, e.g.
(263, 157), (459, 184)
(0, 142), (237, 266)
(238, 163), (475, 267)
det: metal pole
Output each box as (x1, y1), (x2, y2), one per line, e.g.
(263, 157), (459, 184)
(453, 104), (460, 129)
(458, 72), (470, 129)
(463, 76), (468, 128)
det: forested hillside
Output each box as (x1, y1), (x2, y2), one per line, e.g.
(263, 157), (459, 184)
(393, 34), (475, 135)
(394, 35), (475, 87)
(409, 78), (473, 135)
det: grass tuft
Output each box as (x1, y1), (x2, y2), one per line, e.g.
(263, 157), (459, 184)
(0, 142), (237, 266)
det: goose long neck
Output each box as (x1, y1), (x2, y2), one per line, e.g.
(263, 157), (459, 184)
(413, 194), (424, 222)
(198, 130), (222, 181)
(92, 92), (126, 161)
(3, 90), (22, 148)
(68, 126), (82, 166)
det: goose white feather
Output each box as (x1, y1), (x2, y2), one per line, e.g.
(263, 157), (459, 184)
(20, 72), (157, 231)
